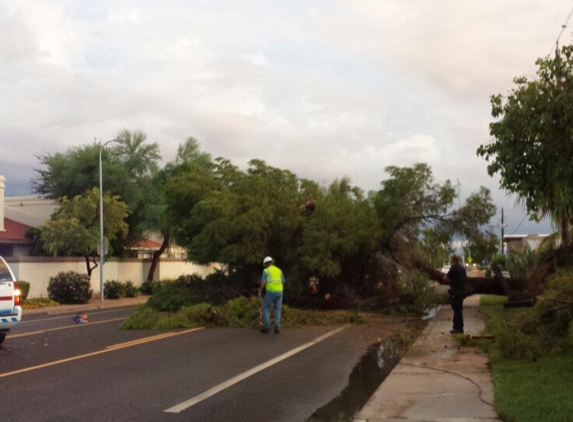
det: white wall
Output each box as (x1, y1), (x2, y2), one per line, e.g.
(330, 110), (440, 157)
(5, 256), (218, 299)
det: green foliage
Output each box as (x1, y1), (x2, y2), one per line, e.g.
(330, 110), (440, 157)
(481, 296), (573, 421)
(492, 253), (506, 269)
(506, 249), (538, 279)
(47, 271), (93, 304)
(531, 270), (573, 340)
(17, 281), (30, 301)
(379, 271), (444, 315)
(103, 280), (138, 299)
(420, 228), (449, 268)
(140, 279), (163, 295)
(225, 296), (261, 328)
(124, 281), (139, 297)
(481, 297), (542, 360)
(31, 133), (163, 259)
(39, 188), (129, 276)
(104, 280), (124, 299)
(122, 296), (360, 330)
(373, 163), (455, 243)
(145, 272), (244, 313)
(465, 229), (499, 264)
(296, 178), (380, 290)
(478, 45), (573, 245)
(481, 267), (573, 362)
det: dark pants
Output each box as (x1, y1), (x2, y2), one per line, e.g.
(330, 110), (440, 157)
(451, 297), (464, 332)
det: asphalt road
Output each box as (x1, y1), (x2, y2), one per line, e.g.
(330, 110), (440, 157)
(0, 307), (392, 421)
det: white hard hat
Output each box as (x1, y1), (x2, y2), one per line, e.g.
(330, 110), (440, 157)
(263, 256), (273, 265)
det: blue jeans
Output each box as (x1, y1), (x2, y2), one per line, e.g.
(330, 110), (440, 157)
(262, 291), (283, 330)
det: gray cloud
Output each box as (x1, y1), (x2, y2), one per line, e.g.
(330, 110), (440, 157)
(0, 0), (566, 235)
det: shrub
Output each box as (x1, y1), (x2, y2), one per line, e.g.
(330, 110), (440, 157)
(17, 281), (30, 301)
(47, 271), (92, 304)
(104, 280), (140, 299)
(140, 280), (153, 295)
(104, 280), (125, 299)
(124, 281), (139, 297)
(506, 249), (538, 280)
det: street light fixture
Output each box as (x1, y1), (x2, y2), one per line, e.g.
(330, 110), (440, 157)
(99, 137), (125, 302)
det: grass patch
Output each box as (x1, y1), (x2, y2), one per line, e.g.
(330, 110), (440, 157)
(491, 354), (573, 422)
(480, 295), (573, 421)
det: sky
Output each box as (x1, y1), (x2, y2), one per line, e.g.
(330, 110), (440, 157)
(1, 1), (571, 237)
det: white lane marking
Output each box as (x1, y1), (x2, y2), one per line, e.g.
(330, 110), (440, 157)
(164, 325), (349, 413)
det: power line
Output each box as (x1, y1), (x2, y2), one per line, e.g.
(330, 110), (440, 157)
(548, 3), (573, 57)
(510, 213), (527, 235)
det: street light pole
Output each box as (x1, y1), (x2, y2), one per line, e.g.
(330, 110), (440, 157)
(99, 138), (125, 302)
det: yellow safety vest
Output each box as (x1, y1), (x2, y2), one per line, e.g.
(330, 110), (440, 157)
(263, 265), (284, 292)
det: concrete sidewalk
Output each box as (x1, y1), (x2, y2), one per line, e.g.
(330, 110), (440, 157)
(354, 295), (500, 421)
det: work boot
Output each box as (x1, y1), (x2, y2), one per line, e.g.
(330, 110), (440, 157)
(274, 327), (280, 334)
(260, 328), (270, 334)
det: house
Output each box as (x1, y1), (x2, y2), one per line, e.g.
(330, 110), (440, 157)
(0, 174), (183, 259)
(0, 218), (33, 257)
(0, 175), (58, 257)
(503, 234), (551, 253)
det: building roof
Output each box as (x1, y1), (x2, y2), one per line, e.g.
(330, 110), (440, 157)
(0, 218), (32, 241)
(134, 239), (163, 249)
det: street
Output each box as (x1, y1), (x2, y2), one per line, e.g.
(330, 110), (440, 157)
(0, 307), (402, 421)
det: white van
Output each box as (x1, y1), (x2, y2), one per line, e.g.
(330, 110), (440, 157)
(0, 256), (22, 345)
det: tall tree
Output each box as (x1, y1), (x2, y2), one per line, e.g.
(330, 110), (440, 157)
(478, 45), (573, 245)
(32, 130), (161, 256)
(40, 188), (129, 276)
(143, 137), (214, 281)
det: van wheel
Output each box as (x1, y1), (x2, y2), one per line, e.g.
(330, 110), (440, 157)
(0, 331), (6, 345)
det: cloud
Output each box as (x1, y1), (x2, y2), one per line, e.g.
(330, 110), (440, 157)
(0, 0), (566, 235)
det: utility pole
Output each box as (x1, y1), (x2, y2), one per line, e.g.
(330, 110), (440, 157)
(500, 208), (507, 254)
(457, 179), (464, 264)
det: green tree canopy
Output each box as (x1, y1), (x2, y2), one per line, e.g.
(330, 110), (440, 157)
(478, 45), (573, 244)
(40, 188), (129, 276)
(32, 130), (161, 256)
(373, 163), (456, 246)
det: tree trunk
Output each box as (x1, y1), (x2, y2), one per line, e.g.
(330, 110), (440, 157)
(146, 234), (170, 282)
(561, 215), (570, 246)
(85, 255), (97, 277)
(413, 259), (528, 296)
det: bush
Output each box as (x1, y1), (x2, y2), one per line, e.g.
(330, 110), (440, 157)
(140, 280), (154, 295)
(105, 280), (140, 299)
(104, 280), (125, 299)
(17, 281), (30, 301)
(124, 281), (139, 297)
(506, 249), (538, 280)
(146, 272), (245, 313)
(47, 271), (93, 304)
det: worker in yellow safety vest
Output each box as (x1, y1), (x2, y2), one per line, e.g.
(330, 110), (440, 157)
(259, 256), (285, 334)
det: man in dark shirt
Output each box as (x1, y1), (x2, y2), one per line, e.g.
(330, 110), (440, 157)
(444, 254), (466, 334)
